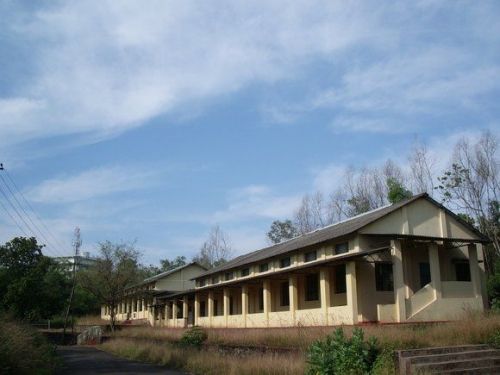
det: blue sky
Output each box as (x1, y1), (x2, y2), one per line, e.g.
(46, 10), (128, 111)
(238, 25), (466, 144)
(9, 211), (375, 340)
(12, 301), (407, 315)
(0, 1), (499, 264)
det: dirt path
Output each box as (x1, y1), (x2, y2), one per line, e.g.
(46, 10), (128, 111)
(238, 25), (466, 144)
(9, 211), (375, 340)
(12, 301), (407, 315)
(56, 346), (185, 375)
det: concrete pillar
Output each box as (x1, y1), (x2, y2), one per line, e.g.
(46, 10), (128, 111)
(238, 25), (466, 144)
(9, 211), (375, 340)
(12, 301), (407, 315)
(391, 239), (406, 322)
(165, 303), (169, 327)
(172, 301), (178, 328)
(223, 288), (230, 327)
(429, 242), (442, 300)
(194, 293), (200, 326)
(320, 267), (331, 325)
(182, 296), (188, 328)
(136, 299), (140, 313)
(346, 261), (359, 324)
(151, 305), (156, 327)
(468, 244), (483, 302)
(241, 285), (248, 328)
(289, 274), (298, 324)
(263, 280), (271, 326)
(208, 291), (214, 328)
(477, 243), (489, 310)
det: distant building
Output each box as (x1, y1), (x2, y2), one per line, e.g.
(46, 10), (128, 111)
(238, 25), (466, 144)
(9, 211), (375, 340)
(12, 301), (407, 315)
(104, 193), (488, 328)
(101, 262), (207, 324)
(54, 252), (98, 272)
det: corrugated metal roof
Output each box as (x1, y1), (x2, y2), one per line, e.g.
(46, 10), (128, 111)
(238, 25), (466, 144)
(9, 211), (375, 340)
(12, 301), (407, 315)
(193, 193), (489, 280)
(127, 262), (206, 289)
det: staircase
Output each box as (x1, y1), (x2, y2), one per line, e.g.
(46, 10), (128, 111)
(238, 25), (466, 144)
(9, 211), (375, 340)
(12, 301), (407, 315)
(398, 345), (500, 374)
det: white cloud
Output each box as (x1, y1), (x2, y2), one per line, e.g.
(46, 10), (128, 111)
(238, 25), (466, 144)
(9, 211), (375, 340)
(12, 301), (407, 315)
(0, 1), (386, 149)
(312, 164), (346, 194)
(212, 185), (302, 222)
(27, 165), (157, 203)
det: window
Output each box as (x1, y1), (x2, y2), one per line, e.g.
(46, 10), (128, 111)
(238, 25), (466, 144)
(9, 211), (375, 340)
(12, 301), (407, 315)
(305, 273), (319, 301)
(211, 276), (219, 284)
(200, 301), (206, 317)
(335, 242), (349, 255)
(213, 300), (218, 316)
(241, 268), (250, 277)
(280, 257), (291, 268)
(455, 261), (471, 281)
(304, 250), (317, 263)
(229, 296), (234, 315)
(259, 263), (269, 273)
(225, 272), (234, 281)
(258, 287), (264, 310)
(335, 264), (346, 293)
(375, 263), (394, 292)
(199, 279), (207, 287)
(419, 262), (431, 288)
(280, 281), (290, 306)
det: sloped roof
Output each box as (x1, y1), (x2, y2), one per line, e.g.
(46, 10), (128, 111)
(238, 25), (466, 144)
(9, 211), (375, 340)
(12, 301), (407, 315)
(127, 262), (206, 289)
(194, 193), (488, 279)
(143, 262), (206, 283)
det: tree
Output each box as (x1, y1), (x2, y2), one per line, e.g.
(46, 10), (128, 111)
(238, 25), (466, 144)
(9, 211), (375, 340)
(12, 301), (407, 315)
(160, 255), (187, 271)
(193, 225), (232, 269)
(0, 237), (68, 321)
(387, 177), (413, 204)
(294, 192), (335, 234)
(138, 264), (161, 279)
(78, 241), (142, 331)
(267, 220), (299, 244)
(408, 138), (436, 194)
(436, 131), (499, 272)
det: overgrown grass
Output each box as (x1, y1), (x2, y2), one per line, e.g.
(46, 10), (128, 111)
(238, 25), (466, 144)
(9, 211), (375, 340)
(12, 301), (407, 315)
(101, 338), (305, 375)
(104, 312), (500, 374)
(112, 311), (500, 350)
(0, 315), (58, 375)
(76, 314), (108, 326)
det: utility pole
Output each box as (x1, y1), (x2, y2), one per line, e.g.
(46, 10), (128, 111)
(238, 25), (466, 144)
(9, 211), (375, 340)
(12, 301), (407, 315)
(63, 227), (82, 344)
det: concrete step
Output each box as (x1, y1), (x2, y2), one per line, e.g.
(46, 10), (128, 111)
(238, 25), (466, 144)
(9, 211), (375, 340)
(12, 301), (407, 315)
(407, 349), (500, 369)
(413, 357), (500, 373)
(437, 365), (500, 374)
(398, 345), (491, 374)
(398, 345), (489, 359)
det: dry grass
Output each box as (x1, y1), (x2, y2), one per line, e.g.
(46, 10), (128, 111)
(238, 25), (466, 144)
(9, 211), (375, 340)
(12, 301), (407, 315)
(76, 315), (109, 326)
(112, 311), (500, 351)
(100, 338), (305, 375)
(0, 316), (58, 374)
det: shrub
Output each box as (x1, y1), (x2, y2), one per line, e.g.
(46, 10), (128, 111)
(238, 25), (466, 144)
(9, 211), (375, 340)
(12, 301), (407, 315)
(371, 347), (397, 375)
(306, 327), (378, 375)
(48, 315), (76, 329)
(0, 315), (58, 374)
(180, 326), (207, 349)
(487, 330), (500, 348)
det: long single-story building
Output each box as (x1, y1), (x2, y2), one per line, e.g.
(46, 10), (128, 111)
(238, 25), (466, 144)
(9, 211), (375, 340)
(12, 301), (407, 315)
(101, 262), (206, 325)
(102, 193), (489, 328)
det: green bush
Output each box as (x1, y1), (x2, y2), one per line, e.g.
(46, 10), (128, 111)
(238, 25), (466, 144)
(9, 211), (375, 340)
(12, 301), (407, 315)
(0, 315), (58, 374)
(371, 347), (397, 375)
(306, 327), (378, 375)
(487, 330), (500, 348)
(180, 326), (207, 349)
(46, 315), (76, 329)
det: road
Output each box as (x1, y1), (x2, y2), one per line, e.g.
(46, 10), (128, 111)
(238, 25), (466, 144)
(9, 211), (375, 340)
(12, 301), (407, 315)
(56, 346), (186, 375)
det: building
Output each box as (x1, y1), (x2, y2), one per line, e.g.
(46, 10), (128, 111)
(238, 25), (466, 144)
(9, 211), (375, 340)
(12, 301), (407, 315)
(102, 193), (489, 328)
(54, 252), (98, 273)
(101, 262), (207, 325)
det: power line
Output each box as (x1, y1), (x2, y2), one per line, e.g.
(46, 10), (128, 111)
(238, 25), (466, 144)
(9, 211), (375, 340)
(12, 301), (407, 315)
(3, 169), (69, 253)
(0, 173), (64, 255)
(0, 167), (66, 257)
(0, 196), (30, 237)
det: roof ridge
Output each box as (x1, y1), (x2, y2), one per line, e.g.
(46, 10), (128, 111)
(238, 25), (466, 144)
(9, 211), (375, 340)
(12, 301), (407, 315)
(196, 194), (427, 278)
